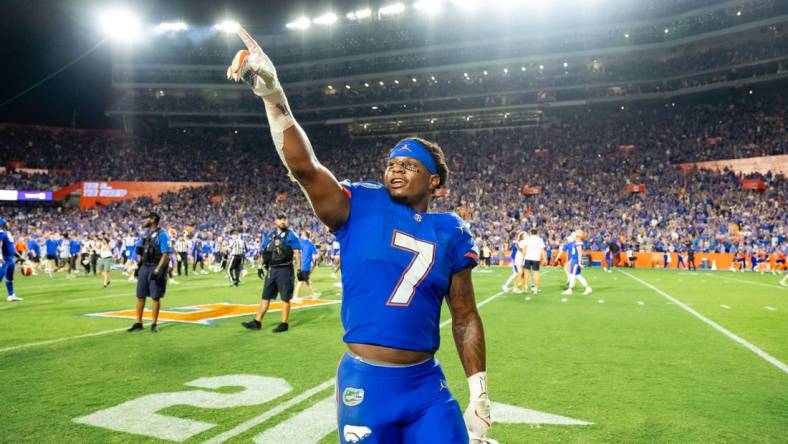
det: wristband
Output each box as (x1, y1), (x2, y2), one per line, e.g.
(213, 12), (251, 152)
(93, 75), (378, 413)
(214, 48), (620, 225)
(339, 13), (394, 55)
(468, 371), (488, 400)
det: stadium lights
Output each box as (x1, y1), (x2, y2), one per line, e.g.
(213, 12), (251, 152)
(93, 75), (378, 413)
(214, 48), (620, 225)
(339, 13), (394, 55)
(503, 68), (509, 74)
(215, 20), (240, 33)
(379, 3), (406, 16)
(286, 17), (311, 30)
(483, 70), (488, 75)
(664, 28), (670, 34)
(411, 77), (417, 82)
(157, 21), (188, 32)
(364, 82), (370, 87)
(521, 66), (526, 71)
(394, 79), (400, 84)
(414, 0), (443, 15)
(345, 84), (351, 89)
(98, 7), (143, 43)
(539, 64), (544, 70)
(624, 33), (630, 38)
(563, 61), (568, 68)
(313, 13), (338, 25)
(347, 8), (372, 20)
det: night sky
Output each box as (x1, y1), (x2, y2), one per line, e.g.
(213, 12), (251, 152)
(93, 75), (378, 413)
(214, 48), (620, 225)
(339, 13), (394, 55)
(0, 0), (359, 129)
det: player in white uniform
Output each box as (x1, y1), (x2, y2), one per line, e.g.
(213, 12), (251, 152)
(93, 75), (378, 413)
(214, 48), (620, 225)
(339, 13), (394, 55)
(521, 229), (547, 294)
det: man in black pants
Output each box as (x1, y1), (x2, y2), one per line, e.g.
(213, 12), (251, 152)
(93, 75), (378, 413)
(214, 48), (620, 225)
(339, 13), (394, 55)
(242, 214), (300, 333)
(227, 229), (246, 286)
(686, 240), (696, 271)
(127, 212), (172, 333)
(175, 232), (189, 277)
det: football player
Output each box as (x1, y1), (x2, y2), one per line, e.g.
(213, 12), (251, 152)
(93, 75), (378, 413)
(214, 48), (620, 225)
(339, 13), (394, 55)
(562, 231), (592, 295)
(228, 28), (493, 443)
(0, 218), (22, 301)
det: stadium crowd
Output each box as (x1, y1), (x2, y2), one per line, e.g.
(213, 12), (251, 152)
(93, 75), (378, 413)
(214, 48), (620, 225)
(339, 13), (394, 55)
(2, 93), (785, 265)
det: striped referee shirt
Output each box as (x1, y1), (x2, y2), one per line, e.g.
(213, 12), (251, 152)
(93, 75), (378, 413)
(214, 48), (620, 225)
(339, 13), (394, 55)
(175, 239), (189, 253)
(229, 238), (246, 256)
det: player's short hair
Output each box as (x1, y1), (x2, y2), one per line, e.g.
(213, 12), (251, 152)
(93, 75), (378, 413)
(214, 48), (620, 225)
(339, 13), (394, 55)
(530, 228), (538, 235)
(397, 136), (449, 189)
(276, 213), (287, 220)
(146, 211), (161, 224)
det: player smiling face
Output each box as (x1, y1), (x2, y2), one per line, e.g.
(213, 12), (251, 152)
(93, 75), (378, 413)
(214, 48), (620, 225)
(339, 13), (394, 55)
(384, 156), (438, 203)
(383, 137), (448, 210)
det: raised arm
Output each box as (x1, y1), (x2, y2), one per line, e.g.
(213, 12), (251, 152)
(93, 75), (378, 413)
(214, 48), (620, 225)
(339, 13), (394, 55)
(227, 27), (349, 231)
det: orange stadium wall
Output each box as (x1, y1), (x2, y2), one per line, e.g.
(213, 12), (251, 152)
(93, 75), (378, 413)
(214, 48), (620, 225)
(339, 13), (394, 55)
(79, 181), (215, 209)
(675, 154), (788, 176)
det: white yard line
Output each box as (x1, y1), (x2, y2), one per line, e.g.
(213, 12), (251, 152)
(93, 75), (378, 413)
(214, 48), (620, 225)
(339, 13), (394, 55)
(764, 306), (777, 312)
(711, 275), (788, 290)
(621, 270), (788, 374)
(0, 328), (128, 354)
(202, 379), (336, 444)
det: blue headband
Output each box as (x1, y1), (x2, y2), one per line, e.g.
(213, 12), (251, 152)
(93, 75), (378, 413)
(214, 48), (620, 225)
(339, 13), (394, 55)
(388, 139), (438, 175)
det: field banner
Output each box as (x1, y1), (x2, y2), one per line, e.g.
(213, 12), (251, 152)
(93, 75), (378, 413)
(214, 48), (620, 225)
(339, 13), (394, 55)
(675, 154), (788, 175)
(80, 181), (214, 209)
(522, 186), (541, 195)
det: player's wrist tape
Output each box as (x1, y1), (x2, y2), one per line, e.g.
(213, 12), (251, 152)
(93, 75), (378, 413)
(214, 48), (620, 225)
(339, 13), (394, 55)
(468, 371), (488, 400)
(262, 88), (295, 134)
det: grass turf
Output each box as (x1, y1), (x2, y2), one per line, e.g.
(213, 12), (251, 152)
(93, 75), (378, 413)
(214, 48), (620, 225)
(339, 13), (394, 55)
(0, 266), (786, 443)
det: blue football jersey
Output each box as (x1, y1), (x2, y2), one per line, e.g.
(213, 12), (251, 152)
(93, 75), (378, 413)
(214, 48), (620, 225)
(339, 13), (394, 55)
(570, 240), (583, 263)
(0, 230), (15, 261)
(336, 181), (478, 352)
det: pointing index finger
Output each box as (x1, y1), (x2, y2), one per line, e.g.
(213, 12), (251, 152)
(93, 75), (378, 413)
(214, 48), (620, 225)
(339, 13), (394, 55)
(237, 26), (261, 53)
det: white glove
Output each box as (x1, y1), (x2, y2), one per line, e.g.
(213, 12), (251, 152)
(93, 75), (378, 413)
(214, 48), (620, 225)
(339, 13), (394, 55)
(226, 26), (296, 180)
(464, 372), (492, 441)
(226, 27), (280, 98)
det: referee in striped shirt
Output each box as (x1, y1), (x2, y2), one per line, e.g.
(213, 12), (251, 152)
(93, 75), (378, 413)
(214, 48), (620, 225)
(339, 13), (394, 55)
(228, 229), (246, 286)
(175, 233), (190, 277)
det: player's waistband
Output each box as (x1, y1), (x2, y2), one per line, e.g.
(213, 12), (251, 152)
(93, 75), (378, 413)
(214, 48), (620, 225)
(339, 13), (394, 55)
(343, 351), (438, 376)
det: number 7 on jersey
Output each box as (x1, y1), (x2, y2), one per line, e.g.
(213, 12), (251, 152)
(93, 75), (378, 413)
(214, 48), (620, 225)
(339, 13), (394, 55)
(387, 231), (436, 306)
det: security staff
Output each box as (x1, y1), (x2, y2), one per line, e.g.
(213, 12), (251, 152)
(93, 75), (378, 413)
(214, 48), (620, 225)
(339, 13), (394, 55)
(227, 229), (246, 286)
(242, 213), (300, 333)
(128, 212), (172, 333)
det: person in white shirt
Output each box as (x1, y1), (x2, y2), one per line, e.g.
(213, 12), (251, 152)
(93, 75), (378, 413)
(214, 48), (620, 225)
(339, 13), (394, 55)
(522, 229), (547, 294)
(96, 235), (115, 288)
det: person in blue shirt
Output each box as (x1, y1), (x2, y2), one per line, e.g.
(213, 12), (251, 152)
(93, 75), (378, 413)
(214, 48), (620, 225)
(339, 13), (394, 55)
(501, 233), (522, 292)
(0, 218), (23, 302)
(127, 212), (171, 333)
(69, 235), (82, 274)
(292, 231), (320, 302)
(191, 234), (206, 274)
(242, 214), (301, 332)
(44, 233), (60, 277)
(27, 236), (41, 270)
(228, 28), (491, 443)
(562, 231), (592, 295)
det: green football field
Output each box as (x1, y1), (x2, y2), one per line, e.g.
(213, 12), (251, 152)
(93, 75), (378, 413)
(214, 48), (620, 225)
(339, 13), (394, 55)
(1, 266), (786, 443)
